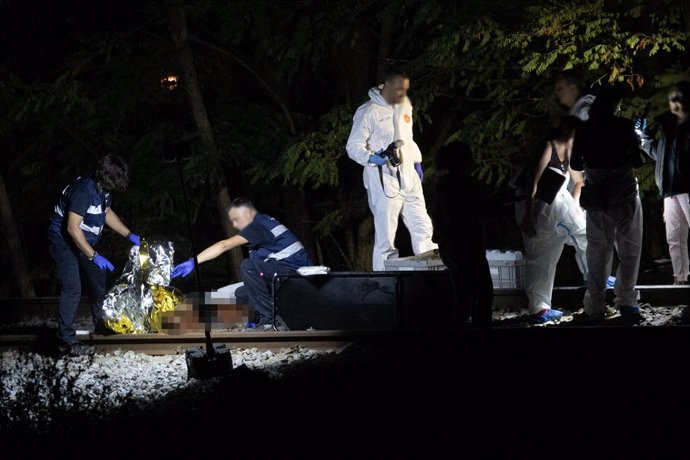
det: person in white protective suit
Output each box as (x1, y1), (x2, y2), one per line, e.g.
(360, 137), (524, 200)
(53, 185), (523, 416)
(346, 67), (437, 271)
(516, 116), (589, 323)
(571, 87), (645, 324)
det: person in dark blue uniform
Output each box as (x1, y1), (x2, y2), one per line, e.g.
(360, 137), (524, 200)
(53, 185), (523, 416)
(171, 197), (313, 331)
(48, 154), (140, 355)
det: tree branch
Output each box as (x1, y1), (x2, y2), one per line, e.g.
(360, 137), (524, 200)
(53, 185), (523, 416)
(188, 34), (296, 135)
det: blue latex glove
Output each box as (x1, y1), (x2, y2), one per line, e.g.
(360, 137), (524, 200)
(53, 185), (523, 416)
(171, 258), (195, 279)
(93, 253), (115, 272)
(634, 117), (650, 139)
(368, 153), (387, 166)
(127, 232), (140, 246)
(414, 162), (424, 182)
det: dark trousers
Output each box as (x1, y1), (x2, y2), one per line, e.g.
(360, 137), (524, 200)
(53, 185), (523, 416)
(48, 233), (105, 345)
(235, 258), (293, 324)
(440, 246), (494, 331)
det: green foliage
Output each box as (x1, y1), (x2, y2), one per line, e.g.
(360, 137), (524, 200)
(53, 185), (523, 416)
(511, 0), (686, 88)
(1, 0), (689, 284)
(248, 105), (352, 188)
(403, 0), (689, 193)
(312, 208), (344, 240)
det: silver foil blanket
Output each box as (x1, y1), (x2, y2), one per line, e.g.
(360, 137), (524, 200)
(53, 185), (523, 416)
(101, 240), (178, 334)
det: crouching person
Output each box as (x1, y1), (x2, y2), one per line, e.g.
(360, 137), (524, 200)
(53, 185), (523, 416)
(171, 197), (313, 331)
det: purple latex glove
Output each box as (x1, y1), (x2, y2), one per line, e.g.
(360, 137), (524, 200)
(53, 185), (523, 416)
(127, 232), (140, 246)
(93, 253), (115, 272)
(171, 258), (195, 278)
(414, 162), (424, 182)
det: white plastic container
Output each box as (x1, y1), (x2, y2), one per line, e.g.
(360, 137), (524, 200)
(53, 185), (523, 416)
(485, 250), (525, 289)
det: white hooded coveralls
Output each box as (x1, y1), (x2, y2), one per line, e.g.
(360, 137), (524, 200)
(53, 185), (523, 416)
(516, 168), (588, 314)
(346, 86), (437, 271)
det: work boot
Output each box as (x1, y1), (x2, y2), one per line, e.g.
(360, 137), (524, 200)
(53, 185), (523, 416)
(274, 315), (290, 331)
(93, 322), (117, 336)
(253, 316), (290, 332)
(57, 342), (71, 357)
(618, 305), (643, 325)
(571, 306), (619, 325)
(58, 341), (95, 357)
(680, 306), (690, 325)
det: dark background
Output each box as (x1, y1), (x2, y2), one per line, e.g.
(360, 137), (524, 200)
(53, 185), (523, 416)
(0, 0), (688, 296)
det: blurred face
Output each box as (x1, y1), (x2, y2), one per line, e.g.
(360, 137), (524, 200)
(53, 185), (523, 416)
(554, 79), (580, 109)
(381, 76), (410, 105)
(228, 206), (256, 231)
(668, 90), (687, 121)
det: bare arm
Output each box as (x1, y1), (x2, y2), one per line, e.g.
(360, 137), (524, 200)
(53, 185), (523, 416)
(195, 235), (249, 265)
(105, 208), (133, 238)
(520, 143), (551, 235)
(567, 138), (585, 205)
(526, 143), (552, 212)
(66, 212), (97, 258)
(530, 143), (552, 200)
(569, 168), (585, 204)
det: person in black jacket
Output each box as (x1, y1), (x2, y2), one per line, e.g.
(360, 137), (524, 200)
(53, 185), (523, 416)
(433, 141), (493, 331)
(571, 86), (645, 323)
(638, 81), (690, 285)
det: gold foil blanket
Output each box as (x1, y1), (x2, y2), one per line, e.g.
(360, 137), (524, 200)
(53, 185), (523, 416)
(102, 240), (183, 333)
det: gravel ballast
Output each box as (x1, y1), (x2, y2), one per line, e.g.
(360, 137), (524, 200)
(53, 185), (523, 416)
(2, 304), (688, 451)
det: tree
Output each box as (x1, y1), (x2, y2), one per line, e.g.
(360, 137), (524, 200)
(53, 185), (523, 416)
(168, 3), (245, 282)
(1, 0), (688, 295)
(0, 169), (35, 297)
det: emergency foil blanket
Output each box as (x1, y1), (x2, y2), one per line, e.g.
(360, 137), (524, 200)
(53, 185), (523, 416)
(102, 240), (184, 333)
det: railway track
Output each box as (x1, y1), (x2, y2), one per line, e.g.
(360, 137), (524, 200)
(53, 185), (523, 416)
(3, 317), (690, 357)
(2, 284), (686, 318)
(0, 329), (366, 355)
(1, 284), (688, 355)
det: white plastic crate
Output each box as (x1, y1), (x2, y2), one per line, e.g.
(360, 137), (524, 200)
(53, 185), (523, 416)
(383, 250), (447, 271)
(485, 250), (525, 289)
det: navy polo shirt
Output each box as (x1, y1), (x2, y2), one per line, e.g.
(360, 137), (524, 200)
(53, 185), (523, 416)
(239, 213), (312, 269)
(48, 176), (111, 246)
